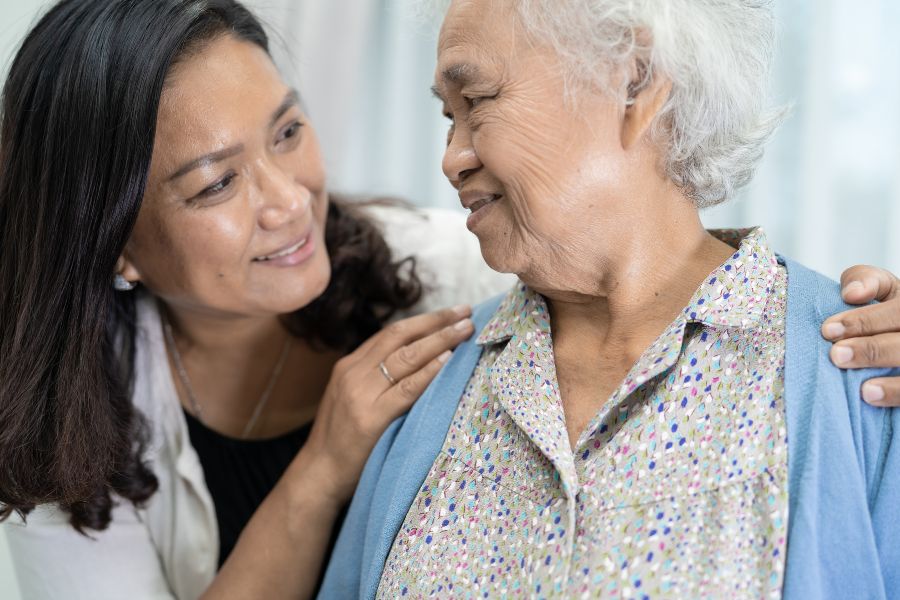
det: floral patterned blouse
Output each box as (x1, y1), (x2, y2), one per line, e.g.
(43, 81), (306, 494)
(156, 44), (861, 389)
(377, 228), (790, 599)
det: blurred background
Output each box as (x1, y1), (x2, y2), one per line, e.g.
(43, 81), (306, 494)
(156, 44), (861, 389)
(1, 0), (899, 597)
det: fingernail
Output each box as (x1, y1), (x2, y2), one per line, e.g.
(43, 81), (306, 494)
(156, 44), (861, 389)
(454, 318), (474, 331)
(842, 280), (864, 298)
(822, 322), (845, 340)
(862, 383), (885, 404)
(438, 350), (452, 363)
(452, 304), (471, 316)
(832, 345), (854, 366)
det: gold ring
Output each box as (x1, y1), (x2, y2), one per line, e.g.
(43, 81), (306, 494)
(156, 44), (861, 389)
(379, 361), (397, 385)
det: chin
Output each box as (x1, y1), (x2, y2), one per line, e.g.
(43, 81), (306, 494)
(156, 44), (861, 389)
(292, 264), (332, 312)
(265, 258), (332, 315)
(476, 240), (518, 276)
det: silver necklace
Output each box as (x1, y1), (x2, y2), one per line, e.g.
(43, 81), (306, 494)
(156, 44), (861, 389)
(162, 314), (292, 439)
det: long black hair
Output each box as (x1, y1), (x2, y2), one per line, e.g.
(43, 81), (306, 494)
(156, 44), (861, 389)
(0, 0), (420, 533)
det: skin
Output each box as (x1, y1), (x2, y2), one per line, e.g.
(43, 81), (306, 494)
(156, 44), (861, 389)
(116, 35), (477, 599)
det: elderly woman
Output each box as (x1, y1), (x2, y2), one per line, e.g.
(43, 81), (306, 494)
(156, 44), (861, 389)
(321, 1), (900, 599)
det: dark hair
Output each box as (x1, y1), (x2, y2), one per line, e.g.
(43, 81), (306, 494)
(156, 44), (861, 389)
(0, 0), (421, 532)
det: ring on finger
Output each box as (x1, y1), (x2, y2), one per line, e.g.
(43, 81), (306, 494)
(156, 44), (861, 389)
(379, 361), (397, 385)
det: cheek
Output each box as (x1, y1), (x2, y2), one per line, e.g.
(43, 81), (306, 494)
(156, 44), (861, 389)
(292, 130), (328, 193)
(130, 203), (253, 291)
(482, 119), (624, 241)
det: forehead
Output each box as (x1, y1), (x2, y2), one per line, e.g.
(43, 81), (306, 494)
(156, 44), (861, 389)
(155, 36), (287, 154)
(436, 0), (520, 79)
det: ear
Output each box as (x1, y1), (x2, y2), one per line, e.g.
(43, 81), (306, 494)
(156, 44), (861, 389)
(621, 62), (672, 150)
(116, 253), (142, 285)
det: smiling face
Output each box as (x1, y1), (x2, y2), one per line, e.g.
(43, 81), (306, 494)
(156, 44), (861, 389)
(121, 35), (331, 318)
(434, 0), (659, 290)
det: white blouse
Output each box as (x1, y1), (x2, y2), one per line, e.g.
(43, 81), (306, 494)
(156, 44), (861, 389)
(3, 205), (514, 600)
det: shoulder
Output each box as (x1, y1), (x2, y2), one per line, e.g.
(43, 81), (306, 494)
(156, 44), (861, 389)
(781, 257), (894, 386)
(359, 203), (516, 313)
(781, 256), (898, 483)
(780, 257), (900, 596)
(781, 255), (895, 406)
(782, 257), (848, 324)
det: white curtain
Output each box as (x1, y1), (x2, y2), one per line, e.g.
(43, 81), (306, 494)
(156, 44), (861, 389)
(248, 0), (900, 280)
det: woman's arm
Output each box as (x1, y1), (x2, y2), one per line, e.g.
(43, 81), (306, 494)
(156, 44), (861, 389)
(202, 446), (339, 599)
(203, 305), (475, 599)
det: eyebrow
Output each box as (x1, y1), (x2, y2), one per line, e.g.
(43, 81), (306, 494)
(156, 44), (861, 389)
(431, 63), (483, 102)
(167, 89), (301, 181)
(443, 63), (481, 85)
(269, 89), (300, 128)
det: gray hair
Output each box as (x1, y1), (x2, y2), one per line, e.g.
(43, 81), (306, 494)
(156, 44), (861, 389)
(427, 0), (786, 207)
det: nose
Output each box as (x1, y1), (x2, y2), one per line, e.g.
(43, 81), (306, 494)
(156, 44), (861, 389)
(254, 158), (311, 231)
(442, 123), (481, 188)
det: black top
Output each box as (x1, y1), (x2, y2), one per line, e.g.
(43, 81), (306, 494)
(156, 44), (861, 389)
(183, 410), (345, 571)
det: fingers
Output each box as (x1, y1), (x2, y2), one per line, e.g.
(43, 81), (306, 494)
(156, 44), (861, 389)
(356, 304), (472, 359)
(829, 332), (900, 370)
(378, 351), (453, 417)
(838, 265), (900, 304)
(822, 301), (900, 341)
(381, 318), (475, 382)
(860, 377), (900, 407)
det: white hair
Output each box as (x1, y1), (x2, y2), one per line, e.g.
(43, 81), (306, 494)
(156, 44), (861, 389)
(426, 0), (786, 207)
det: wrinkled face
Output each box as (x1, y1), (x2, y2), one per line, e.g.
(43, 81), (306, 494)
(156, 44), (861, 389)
(435, 0), (634, 284)
(122, 35), (330, 317)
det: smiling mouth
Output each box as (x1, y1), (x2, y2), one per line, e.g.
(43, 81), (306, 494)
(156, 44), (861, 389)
(253, 237), (309, 262)
(469, 194), (502, 213)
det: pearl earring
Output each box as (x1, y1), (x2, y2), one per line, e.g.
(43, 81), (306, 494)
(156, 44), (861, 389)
(113, 273), (136, 291)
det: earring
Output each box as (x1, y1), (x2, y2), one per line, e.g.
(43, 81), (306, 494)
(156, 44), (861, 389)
(113, 273), (136, 291)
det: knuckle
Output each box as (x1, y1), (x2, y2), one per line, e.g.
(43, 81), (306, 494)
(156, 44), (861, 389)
(397, 377), (419, 398)
(841, 265), (867, 286)
(394, 344), (417, 369)
(842, 314), (866, 336)
(860, 339), (882, 364)
(385, 320), (409, 338)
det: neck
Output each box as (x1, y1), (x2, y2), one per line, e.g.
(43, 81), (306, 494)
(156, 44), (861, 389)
(533, 194), (734, 363)
(159, 301), (288, 360)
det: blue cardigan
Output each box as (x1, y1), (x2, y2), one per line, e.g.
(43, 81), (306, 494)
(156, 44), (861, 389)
(319, 258), (900, 599)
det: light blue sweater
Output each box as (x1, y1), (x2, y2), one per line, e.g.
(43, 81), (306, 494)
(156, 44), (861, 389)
(319, 258), (900, 599)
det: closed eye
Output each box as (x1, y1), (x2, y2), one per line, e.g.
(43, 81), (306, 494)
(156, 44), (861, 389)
(197, 171), (237, 199)
(465, 94), (496, 109)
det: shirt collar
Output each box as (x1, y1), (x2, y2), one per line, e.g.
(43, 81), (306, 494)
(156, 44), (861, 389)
(682, 227), (780, 330)
(477, 227), (779, 346)
(477, 280), (543, 346)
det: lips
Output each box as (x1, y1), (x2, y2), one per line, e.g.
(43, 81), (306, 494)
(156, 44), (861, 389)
(459, 190), (503, 214)
(469, 194), (501, 213)
(459, 190), (503, 231)
(253, 235), (309, 262)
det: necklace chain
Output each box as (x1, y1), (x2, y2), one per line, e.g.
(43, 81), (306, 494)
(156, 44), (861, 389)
(162, 314), (292, 439)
